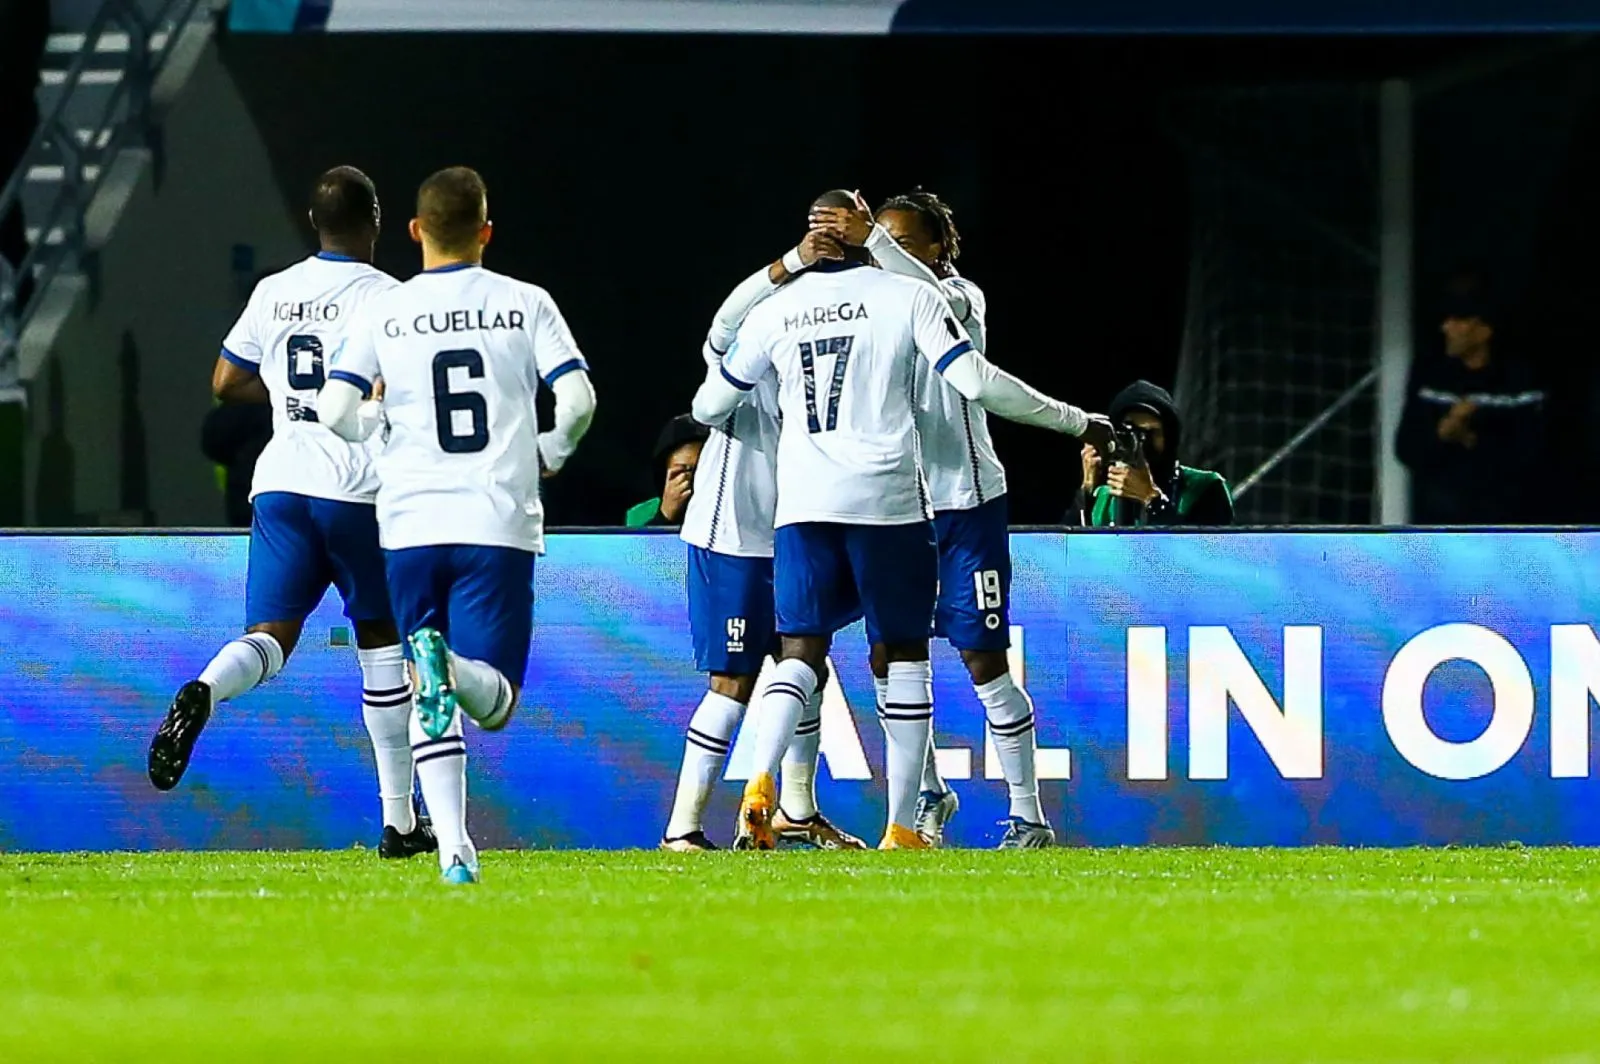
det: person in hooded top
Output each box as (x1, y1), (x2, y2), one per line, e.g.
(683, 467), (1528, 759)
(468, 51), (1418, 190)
(1074, 380), (1235, 527)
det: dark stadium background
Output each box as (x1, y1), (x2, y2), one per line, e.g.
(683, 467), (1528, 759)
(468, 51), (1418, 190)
(217, 32), (1600, 525)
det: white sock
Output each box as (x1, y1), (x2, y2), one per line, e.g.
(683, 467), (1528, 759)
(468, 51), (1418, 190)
(751, 659), (818, 781)
(358, 644), (415, 833)
(664, 691), (744, 839)
(451, 652), (515, 729)
(198, 632), (285, 704)
(881, 660), (933, 831)
(779, 688), (823, 821)
(877, 675), (946, 796)
(410, 705), (474, 872)
(977, 674), (1045, 824)
(920, 729), (948, 796)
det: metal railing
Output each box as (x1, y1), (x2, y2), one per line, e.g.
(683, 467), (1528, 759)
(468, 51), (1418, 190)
(0, 0), (209, 379)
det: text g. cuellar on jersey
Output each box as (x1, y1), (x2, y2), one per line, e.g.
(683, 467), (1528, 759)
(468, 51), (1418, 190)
(382, 309), (528, 338)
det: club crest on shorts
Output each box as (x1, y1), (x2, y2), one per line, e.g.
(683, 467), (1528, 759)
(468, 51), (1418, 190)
(726, 617), (746, 653)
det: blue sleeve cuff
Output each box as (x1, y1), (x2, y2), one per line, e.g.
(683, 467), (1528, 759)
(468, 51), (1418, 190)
(720, 365), (756, 392)
(220, 347), (259, 373)
(934, 340), (973, 375)
(543, 357), (589, 386)
(328, 369), (373, 398)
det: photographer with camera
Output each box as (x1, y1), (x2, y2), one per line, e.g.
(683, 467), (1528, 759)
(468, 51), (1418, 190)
(1072, 380), (1234, 527)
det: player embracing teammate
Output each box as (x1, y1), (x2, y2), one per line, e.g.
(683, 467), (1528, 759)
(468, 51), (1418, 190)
(808, 189), (1098, 848)
(694, 189), (1109, 850)
(660, 229), (870, 852)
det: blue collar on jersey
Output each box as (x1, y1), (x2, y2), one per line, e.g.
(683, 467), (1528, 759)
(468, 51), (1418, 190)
(811, 260), (869, 273)
(422, 261), (480, 274)
(315, 251), (358, 262)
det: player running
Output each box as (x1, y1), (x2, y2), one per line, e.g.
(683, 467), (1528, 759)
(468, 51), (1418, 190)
(147, 166), (436, 861)
(661, 229), (868, 853)
(319, 166), (596, 884)
(693, 189), (1109, 851)
(811, 189), (1069, 848)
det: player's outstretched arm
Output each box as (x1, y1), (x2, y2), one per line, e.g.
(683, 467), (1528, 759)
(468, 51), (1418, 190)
(693, 317), (774, 427)
(537, 370), (597, 476)
(944, 350), (1093, 435)
(705, 266), (782, 366)
(704, 232), (845, 364)
(690, 362), (748, 426)
(913, 287), (1104, 439)
(862, 225), (973, 322)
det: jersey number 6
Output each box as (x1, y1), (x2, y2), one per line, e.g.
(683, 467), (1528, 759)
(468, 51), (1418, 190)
(431, 348), (490, 454)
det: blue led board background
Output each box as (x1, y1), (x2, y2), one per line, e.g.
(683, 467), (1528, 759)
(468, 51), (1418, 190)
(2, 530), (1597, 850)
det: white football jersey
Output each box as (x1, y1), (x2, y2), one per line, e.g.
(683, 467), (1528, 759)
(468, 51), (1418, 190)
(329, 263), (587, 553)
(722, 263), (973, 528)
(220, 253), (397, 503)
(680, 372), (779, 558)
(912, 274), (1007, 511)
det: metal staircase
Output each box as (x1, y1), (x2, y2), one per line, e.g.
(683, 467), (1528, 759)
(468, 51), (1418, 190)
(0, 0), (215, 394)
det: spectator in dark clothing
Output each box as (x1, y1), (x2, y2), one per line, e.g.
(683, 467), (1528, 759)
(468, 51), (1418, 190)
(0, 0), (50, 316)
(625, 414), (710, 527)
(1073, 380), (1234, 526)
(1395, 292), (1544, 524)
(201, 401), (272, 527)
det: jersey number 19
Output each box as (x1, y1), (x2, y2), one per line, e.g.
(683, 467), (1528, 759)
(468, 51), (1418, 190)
(431, 348), (489, 454)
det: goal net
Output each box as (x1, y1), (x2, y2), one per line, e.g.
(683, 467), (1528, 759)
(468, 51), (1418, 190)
(1171, 85), (1381, 525)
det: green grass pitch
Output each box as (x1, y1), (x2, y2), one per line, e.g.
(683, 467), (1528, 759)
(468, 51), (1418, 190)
(5, 848), (1600, 1062)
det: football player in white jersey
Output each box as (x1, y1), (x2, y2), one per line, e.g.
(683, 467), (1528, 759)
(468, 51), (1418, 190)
(319, 166), (596, 884)
(147, 167), (437, 860)
(812, 189), (1062, 848)
(661, 231), (868, 853)
(693, 190), (1109, 850)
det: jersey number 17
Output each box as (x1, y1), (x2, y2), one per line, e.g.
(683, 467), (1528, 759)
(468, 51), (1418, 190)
(798, 335), (854, 434)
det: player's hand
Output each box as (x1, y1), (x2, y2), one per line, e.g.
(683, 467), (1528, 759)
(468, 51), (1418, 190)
(370, 377), (386, 401)
(1081, 443), (1103, 493)
(661, 468), (694, 522)
(797, 229), (846, 268)
(1077, 413), (1115, 454)
(1107, 461), (1159, 504)
(809, 190), (874, 246)
(537, 432), (563, 478)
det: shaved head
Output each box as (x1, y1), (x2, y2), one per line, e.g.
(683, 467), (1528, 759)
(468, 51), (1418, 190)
(807, 188), (872, 265)
(811, 188), (858, 213)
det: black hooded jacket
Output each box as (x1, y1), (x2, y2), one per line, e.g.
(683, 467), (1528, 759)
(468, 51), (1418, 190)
(1074, 381), (1235, 526)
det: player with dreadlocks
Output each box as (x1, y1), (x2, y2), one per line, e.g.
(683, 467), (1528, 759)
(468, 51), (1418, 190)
(810, 189), (1063, 849)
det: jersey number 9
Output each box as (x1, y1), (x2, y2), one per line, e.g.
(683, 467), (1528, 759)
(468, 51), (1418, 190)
(286, 334), (325, 391)
(431, 348), (490, 454)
